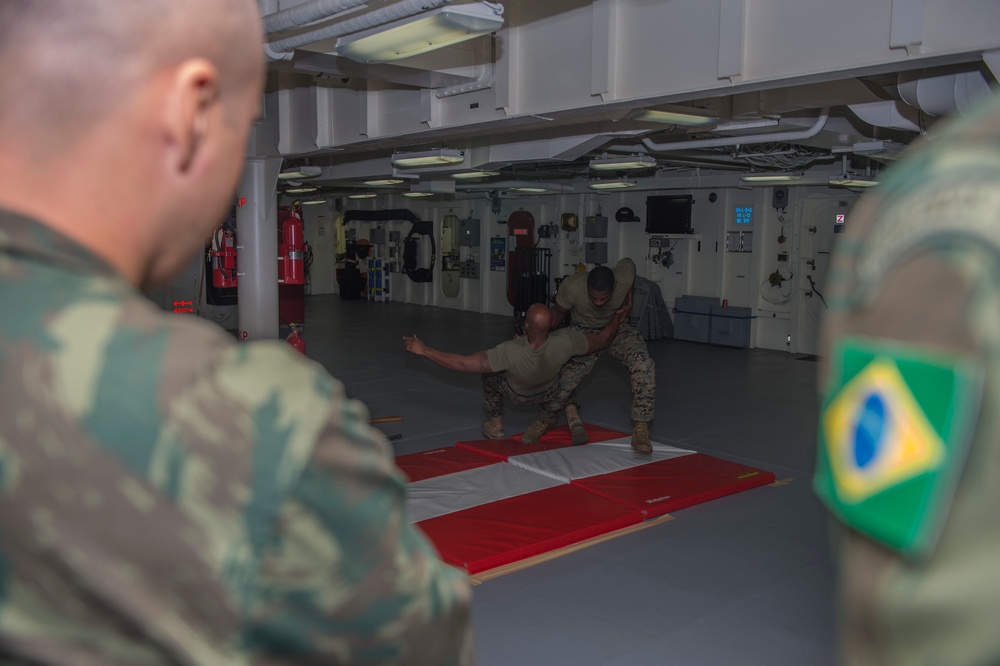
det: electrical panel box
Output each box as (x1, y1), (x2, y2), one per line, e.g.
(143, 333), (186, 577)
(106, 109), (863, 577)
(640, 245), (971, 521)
(725, 230), (753, 252)
(585, 215), (608, 238)
(460, 260), (479, 279)
(370, 228), (386, 245)
(673, 295), (720, 343)
(585, 242), (608, 264)
(460, 218), (481, 247)
(710, 306), (752, 348)
(389, 230), (401, 242)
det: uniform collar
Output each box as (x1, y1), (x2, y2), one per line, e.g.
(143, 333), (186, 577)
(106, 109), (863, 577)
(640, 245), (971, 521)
(0, 207), (123, 280)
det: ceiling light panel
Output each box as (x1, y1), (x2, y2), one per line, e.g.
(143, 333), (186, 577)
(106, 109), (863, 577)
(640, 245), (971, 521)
(588, 180), (637, 190)
(337, 4), (504, 64)
(278, 166), (322, 180)
(589, 155), (657, 171)
(628, 105), (718, 127)
(451, 170), (500, 179)
(391, 148), (465, 167)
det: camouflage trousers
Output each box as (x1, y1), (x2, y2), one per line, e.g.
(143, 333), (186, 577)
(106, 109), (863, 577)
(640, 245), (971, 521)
(482, 369), (581, 425)
(561, 321), (655, 422)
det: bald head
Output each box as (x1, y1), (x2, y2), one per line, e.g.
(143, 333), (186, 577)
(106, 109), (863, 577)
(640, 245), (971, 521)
(0, 0), (263, 153)
(525, 303), (553, 331)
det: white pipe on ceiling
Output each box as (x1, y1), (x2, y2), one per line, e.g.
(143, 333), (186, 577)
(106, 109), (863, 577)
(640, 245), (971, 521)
(897, 70), (993, 117)
(263, 0), (370, 34)
(640, 108), (830, 153)
(848, 100), (921, 133)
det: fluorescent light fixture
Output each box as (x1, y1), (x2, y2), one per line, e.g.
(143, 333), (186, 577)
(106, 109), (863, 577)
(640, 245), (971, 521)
(740, 173), (803, 183)
(402, 191), (435, 198)
(589, 155), (657, 171)
(363, 178), (404, 186)
(451, 170), (500, 179)
(300, 198), (328, 206)
(588, 180), (637, 191)
(511, 186), (549, 193)
(347, 192), (378, 199)
(337, 3), (505, 64)
(628, 105), (718, 127)
(278, 166), (322, 180)
(829, 176), (880, 188)
(284, 185), (319, 194)
(391, 148), (465, 167)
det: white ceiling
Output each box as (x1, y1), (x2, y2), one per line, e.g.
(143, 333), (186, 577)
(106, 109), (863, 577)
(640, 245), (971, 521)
(257, 0), (1000, 198)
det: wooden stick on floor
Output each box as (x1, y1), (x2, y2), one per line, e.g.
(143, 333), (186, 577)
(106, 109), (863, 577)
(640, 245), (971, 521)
(369, 416), (403, 424)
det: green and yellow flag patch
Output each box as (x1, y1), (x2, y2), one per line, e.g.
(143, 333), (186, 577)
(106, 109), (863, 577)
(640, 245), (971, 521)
(815, 338), (983, 558)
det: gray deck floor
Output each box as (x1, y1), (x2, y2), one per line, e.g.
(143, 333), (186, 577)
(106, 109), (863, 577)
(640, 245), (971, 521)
(303, 295), (836, 666)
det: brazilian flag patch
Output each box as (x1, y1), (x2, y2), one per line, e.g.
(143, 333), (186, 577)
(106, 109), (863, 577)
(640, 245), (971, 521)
(814, 337), (983, 558)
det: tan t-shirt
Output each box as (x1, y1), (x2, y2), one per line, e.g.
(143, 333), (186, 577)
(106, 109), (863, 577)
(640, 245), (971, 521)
(486, 328), (589, 395)
(555, 258), (635, 329)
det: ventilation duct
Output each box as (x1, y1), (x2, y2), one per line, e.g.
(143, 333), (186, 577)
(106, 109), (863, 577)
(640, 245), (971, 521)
(847, 100), (922, 133)
(897, 70), (993, 117)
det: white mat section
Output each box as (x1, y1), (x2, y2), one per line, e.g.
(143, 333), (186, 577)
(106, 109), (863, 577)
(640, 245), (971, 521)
(407, 462), (564, 524)
(507, 438), (695, 483)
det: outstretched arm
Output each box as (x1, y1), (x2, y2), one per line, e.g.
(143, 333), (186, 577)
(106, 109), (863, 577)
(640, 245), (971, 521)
(582, 306), (629, 353)
(404, 335), (493, 373)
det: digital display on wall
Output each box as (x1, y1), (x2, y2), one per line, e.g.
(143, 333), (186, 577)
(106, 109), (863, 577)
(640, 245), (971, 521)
(735, 206), (753, 225)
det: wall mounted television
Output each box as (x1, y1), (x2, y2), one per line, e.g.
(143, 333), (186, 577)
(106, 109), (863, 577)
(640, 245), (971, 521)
(645, 195), (694, 234)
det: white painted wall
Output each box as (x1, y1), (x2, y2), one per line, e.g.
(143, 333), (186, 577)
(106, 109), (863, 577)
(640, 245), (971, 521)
(360, 183), (864, 352)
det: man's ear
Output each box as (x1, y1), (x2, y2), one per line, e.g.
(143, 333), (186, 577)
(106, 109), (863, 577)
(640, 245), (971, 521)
(165, 58), (220, 174)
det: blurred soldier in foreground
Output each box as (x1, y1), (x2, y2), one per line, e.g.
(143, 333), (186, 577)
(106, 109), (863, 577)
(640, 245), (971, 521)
(815, 93), (1000, 665)
(404, 303), (627, 442)
(0, 1), (473, 664)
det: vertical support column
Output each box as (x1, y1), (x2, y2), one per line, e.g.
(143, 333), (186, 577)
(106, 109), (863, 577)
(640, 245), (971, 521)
(236, 156), (283, 341)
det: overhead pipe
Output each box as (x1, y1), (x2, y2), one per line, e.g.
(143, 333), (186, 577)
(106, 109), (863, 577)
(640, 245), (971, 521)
(641, 108), (830, 153)
(263, 0), (370, 34)
(267, 0), (454, 59)
(897, 70), (992, 117)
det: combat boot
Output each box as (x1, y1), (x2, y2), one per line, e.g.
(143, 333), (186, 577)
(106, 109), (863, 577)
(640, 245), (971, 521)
(564, 403), (588, 445)
(521, 419), (551, 444)
(631, 421), (652, 454)
(482, 416), (505, 440)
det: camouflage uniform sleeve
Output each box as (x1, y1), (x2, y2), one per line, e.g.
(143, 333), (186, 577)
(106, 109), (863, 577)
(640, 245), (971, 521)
(817, 97), (1000, 665)
(245, 374), (474, 666)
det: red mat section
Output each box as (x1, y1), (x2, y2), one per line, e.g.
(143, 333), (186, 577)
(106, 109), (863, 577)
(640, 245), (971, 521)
(417, 484), (642, 574)
(572, 453), (776, 519)
(457, 423), (628, 461)
(409, 426), (775, 575)
(395, 446), (499, 482)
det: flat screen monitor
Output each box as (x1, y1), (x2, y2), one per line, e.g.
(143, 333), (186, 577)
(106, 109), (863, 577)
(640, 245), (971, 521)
(646, 195), (693, 234)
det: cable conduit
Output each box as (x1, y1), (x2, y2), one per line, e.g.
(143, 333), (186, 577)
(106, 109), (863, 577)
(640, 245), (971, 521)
(641, 108), (830, 153)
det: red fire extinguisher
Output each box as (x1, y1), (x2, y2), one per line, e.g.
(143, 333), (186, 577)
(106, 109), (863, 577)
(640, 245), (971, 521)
(278, 208), (305, 285)
(210, 226), (238, 288)
(286, 323), (306, 355)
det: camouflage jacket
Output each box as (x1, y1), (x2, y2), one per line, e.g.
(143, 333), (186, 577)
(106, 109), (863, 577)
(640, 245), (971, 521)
(0, 210), (474, 665)
(816, 95), (1000, 665)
